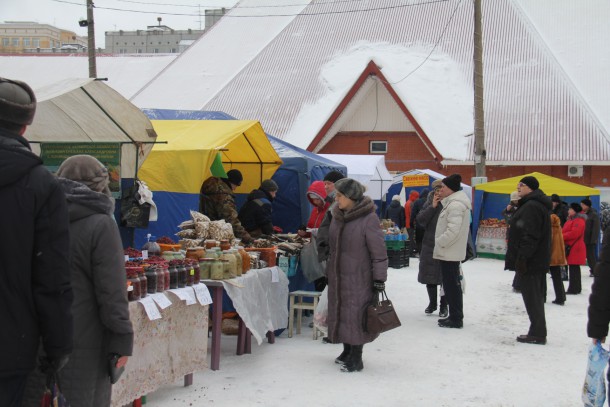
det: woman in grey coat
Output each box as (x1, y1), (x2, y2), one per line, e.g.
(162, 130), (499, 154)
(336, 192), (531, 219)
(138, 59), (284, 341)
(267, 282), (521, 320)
(24, 155), (133, 406)
(416, 180), (447, 317)
(326, 178), (388, 373)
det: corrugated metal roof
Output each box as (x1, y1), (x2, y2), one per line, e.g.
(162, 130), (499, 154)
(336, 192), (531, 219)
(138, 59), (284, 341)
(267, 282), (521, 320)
(198, 0), (610, 163)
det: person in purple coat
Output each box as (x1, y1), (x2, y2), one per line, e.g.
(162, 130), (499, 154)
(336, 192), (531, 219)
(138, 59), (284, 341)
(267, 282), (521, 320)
(326, 178), (388, 373)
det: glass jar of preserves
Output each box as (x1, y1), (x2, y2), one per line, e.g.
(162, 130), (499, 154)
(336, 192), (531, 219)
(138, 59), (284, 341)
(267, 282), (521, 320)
(155, 265), (165, 292)
(177, 261), (187, 288)
(186, 247), (206, 261)
(210, 258), (224, 280)
(144, 265), (158, 294)
(126, 267), (141, 301)
(138, 268), (148, 298)
(221, 251), (236, 279)
(199, 258), (213, 280)
(185, 259), (195, 286)
(205, 239), (218, 250)
(168, 263), (178, 289)
(237, 246), (250, 274)
(231, 249), (242, 276)
(192, 260), (201, 285)
(219, 240), (231, 251)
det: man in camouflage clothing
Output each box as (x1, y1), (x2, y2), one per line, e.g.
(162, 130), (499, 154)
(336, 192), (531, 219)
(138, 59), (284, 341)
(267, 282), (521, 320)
(199, 169), (253, 243)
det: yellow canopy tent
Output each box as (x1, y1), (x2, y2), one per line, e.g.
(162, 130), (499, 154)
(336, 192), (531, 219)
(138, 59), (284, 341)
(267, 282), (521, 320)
(139, 120), (283, 194)
(473, 172), (600, 259)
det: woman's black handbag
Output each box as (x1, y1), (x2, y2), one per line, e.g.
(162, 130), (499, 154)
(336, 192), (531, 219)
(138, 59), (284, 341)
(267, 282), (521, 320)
(363, 290), (401, 335)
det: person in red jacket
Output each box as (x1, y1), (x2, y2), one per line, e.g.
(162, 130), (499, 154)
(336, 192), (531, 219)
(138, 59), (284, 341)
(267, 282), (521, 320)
(562, 202), (587, 295)
(404, 190), (420, 256)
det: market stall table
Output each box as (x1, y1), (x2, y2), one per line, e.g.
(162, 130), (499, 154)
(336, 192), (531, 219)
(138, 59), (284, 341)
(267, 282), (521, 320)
(111, 287), (210, 407)
(202, 266), (289, 370)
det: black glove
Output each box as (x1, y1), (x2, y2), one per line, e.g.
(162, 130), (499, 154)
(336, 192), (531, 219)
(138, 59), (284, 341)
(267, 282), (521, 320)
(39, 354), (70, 375)
(373, 280), (385, 292)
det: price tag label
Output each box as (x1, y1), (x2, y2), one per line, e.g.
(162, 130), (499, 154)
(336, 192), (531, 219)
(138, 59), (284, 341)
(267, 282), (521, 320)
(151, 292), (172, 309)
(168, 288), (188, 301)
(125, 255), (129, 262)
(142, 250), (149, 260)
(270, 266), (280, 283)
(182, 287), (197, 305)
(193, 284), (213, 305)
(138, 296), (162, 320)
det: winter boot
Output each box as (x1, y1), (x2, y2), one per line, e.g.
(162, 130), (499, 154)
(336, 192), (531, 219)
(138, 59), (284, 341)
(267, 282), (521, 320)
(335, 343), (351, 365)
(439, 295), (448, 318)
(340, 345), (363, 372)
(425, 285), (438, 314)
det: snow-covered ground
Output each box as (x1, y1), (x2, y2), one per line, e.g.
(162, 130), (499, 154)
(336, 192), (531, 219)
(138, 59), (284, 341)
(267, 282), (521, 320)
(142, 257), (593, 407)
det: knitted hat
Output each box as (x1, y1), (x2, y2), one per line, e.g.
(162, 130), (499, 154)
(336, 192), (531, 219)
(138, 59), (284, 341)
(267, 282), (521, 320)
(581, 198), (592, 208)
(570, 202), (582, 213)
(510, 191), (520, 201)
(323, 170), (345, 184)
(334, 178), (365, 201)
(0, 77), (37, 126)
(260, 179), (279, 193)
(226, 169), (243, 186)
(442, 174), (462, 192)
(551, 194), (561, 203)
(57, 155), (111, 196)
(519, 176), (539, 191)
(392, 195), (400, 201)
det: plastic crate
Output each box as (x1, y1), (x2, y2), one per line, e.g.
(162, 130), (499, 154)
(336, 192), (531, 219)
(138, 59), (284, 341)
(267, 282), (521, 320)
(387, 248), (409, 269)
(385, 240), (407, 250)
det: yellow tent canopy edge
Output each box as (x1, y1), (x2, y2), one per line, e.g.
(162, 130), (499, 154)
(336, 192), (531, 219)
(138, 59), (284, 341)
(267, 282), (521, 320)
(139, 120), (282, 194)
(474, 172), (600, 196)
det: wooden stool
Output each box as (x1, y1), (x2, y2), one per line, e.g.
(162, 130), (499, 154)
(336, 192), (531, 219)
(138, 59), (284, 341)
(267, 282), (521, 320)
(288, 290), (321, 339)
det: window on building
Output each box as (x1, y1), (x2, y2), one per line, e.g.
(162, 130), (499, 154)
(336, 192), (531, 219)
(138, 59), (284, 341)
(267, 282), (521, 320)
(369, 141), (387, 154)
(32, 38), (40, 47)
(12, 38), (19, 46)
(2, 38), (9, 47)
(153, 48), (159, 53)
(137, 49), (142, 53)
(171, 48), (176, 53)
(23, 38), (30, 46)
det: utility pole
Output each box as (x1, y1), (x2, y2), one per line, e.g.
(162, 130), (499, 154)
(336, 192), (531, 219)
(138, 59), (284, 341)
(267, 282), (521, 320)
(87, 0), (97, 78)
(473, 0), (486, 178)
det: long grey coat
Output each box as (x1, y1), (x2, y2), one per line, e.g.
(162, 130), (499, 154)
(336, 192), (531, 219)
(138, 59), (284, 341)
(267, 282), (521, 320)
(24, 179), (133, 407)
(327, 197), (388, 345)
(416, 195), (443, 285)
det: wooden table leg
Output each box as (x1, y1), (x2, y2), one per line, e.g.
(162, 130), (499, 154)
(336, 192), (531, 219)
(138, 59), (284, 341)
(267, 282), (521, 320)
(210, 285), (223, 371)
(245, 328), (251, 354)
(184, 373), (193, 387)
(236, 317), (246, 355)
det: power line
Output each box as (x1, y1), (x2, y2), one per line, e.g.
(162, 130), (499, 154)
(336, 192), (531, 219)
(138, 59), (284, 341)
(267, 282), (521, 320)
(387, 0), (463, 84)
(112, 0), (368, 9)
(52, 0), (449, 18)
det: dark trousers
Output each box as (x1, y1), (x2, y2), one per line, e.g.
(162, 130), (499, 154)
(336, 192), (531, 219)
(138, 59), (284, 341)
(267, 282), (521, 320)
(426, 284), (447, 309)
(407, 228), (416, 256)
(440, 261), (463, 322)
(586, 244), (598, 273)
(567, 265), (582, 294)
(549, 266), (566, 303)
(0, 373), (29, 407)
(520, 272), (547, 338)
(512, 271), (521, 291)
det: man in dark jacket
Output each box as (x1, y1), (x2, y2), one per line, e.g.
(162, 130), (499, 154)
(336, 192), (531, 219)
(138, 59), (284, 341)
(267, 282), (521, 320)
(238, 179), (279, 238)
(551, 194), (569, 226)
(411, 188), (429, 256)
(200, 169), (253, 243)
(384, 195), (405, 229)
(0, 77), (73, 406)
(587, 227), (610, 388)
(581, 198), (600, 277)
(506, 176), (552, 345)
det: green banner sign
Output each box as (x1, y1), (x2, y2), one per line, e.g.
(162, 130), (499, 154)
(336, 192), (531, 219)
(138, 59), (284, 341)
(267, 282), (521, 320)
(40, 143), (122, 198)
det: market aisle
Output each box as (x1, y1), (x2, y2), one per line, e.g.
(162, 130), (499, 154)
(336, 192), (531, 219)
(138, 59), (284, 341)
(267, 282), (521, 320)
(144, 258), (591, 407)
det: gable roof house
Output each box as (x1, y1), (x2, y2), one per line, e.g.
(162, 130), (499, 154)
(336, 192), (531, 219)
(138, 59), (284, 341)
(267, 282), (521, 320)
(132, 0), (610, 189)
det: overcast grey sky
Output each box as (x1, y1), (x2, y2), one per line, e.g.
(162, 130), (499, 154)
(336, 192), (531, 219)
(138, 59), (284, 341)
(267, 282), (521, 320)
(3, 0), (239, 48)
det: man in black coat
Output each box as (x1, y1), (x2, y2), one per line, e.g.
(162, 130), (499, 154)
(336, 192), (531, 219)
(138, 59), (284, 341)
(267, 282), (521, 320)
(238, 179), (279, 238)
(506, 176), (552, 345)
(581, 198), (600, 277)
(587, 226), (610, 394)
(410, 188), (429, 256)
(551, 194), (569, 227)
(384, 195), (406, 229)
(0, 78), (73, 406)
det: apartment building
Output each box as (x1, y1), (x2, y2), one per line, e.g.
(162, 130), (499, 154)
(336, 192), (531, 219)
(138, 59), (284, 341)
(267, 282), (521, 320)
(0, 21), (87, 54)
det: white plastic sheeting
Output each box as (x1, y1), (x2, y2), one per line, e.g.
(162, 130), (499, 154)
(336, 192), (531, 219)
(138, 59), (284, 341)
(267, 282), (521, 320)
(319, 154), (393, 201)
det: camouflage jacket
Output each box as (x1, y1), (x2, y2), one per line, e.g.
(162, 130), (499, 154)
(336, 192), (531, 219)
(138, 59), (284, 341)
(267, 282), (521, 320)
(199, 177), (252, 242)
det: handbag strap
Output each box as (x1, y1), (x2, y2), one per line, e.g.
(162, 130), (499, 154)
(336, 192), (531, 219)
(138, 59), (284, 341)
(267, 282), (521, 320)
(379, 290), (390, 302)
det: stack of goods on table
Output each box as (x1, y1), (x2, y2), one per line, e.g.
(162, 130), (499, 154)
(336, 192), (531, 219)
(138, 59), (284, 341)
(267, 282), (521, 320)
(382, 226), (409, 269)
(476, 218), (508, 259)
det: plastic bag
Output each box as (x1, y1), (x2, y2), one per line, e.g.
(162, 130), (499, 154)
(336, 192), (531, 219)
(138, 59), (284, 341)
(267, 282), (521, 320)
(313, 287), (328, 332)
(301, 237), (326, 283)
(582, 342), (609, 407)
(41, 372), (70, 407)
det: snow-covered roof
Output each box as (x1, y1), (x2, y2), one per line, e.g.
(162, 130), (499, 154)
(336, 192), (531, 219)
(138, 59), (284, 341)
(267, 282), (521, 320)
(0, 55), (176, 99)
(133, 0), (609, 164)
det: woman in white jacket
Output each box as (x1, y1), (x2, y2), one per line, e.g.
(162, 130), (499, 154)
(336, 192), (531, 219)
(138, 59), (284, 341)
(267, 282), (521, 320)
(433, 174), (471, 329)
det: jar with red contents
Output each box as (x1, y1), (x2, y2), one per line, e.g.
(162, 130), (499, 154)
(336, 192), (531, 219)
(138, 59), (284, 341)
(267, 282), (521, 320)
(126, 267), (141, 301)
(144, 265), (157, 294)
(138, 268), (147, 298)
(185, 260), (195, 287)
(176, 261), (187, 288)
(186, 259), (200, 285)
(168, 262), (178, 289)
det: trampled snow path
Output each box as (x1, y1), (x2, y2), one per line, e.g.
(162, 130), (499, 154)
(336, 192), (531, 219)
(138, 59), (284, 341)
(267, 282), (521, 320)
(143, 258), (593, 407)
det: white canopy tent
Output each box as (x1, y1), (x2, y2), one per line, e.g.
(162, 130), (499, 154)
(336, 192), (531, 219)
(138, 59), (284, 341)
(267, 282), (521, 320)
(319, 154), (393, 201)
(26, 78), (157, 178)
(392, 169), (473, 204)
